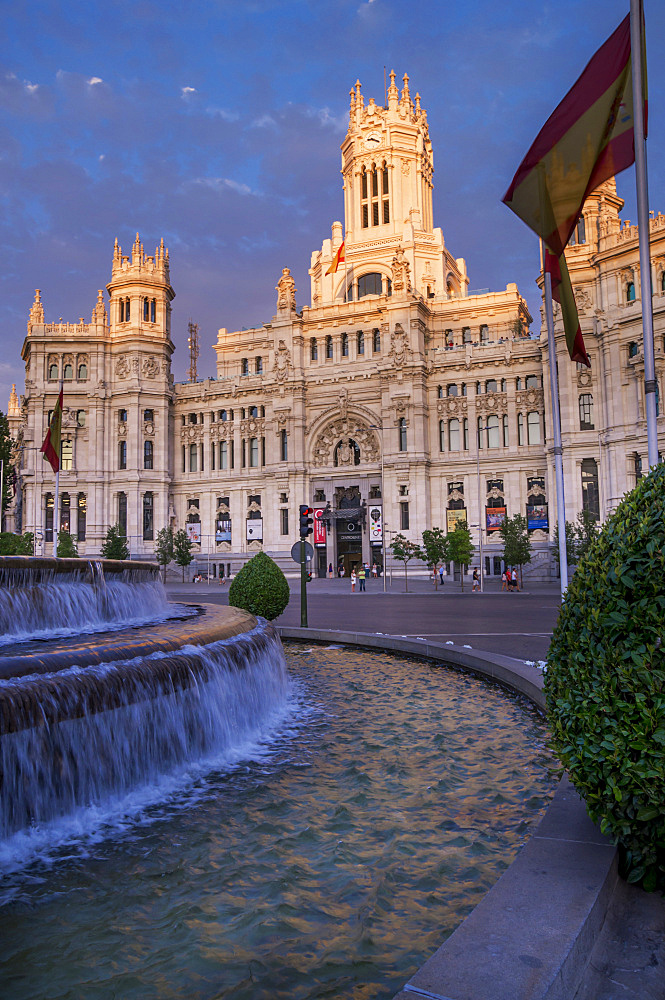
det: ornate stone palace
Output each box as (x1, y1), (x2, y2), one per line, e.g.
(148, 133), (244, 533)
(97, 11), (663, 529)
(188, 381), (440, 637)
(7, 73), (665, 580)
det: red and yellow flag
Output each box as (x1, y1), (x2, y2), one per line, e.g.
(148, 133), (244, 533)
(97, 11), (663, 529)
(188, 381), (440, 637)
(40, 385), (63, 473)
(503, 14), (641, 257)
(545, 249), (590, 367)
(325, 240), (345, 275)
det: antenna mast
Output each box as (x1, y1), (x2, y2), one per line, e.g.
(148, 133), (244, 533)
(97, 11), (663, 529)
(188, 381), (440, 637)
(187, 320), (199, 383)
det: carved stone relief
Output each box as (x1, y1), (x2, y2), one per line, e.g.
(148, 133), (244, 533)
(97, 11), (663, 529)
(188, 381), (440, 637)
(274, 340), (291, 382)
(142, 356), (159, 379)
(115, 356), (130, 379)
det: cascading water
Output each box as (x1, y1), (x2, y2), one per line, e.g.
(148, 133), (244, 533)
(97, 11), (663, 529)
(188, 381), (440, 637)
(0, 556), (289, 862)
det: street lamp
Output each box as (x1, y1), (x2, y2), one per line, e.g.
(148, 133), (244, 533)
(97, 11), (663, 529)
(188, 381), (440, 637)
(476, 419), (486, 593)
(356, 423), (387, 593)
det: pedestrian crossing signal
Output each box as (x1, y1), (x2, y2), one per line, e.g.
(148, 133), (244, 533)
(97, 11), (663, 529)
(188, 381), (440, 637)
(299, 505), (314, 538)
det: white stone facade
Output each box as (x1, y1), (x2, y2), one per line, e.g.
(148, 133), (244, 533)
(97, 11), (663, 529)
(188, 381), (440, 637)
(7, 77), (664, 580)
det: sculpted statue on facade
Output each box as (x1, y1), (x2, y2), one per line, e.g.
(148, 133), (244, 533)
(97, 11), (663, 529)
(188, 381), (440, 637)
(276, 267), (297, 312)
(391, 246), (412, 295)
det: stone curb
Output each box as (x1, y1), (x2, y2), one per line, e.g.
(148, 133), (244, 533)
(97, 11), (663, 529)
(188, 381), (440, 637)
(277, 626), (619, 1000)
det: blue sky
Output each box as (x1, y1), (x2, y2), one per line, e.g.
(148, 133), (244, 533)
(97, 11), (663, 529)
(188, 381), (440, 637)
(1, 0), (663, 404)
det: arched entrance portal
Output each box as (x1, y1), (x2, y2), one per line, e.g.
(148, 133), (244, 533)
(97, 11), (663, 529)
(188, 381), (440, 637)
(335, 486), (363, 577)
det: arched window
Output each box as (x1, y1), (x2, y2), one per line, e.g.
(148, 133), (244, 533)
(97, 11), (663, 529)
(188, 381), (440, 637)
(357, 331), (364, 355)
(627, 281), (636, 302)
(487, 415), (500, 448)
(398, 417), (407, 452)
(63, 363), (73, 380)
(527, 411), (541, 445)
(151, 298), (156, 323)
(118, 440), (127, 470)
(579, 393), (594, 430)
(78, 363), (88, 380)
(143, 297), (149, 321)
(448, 418), (460, 451)
(118, 492), (127, 536)
(48, 363), (58, 380)
(241, 358), (249, 375)
(310, 338), (318, 361)
(341, 332), (349, 357)
(125, 298), (130, 321)
(249, 437), (259, 467)
(357, 273), (383, 298)
(143, 492), (154, 540)
(144, 440), (154, 469)
(255, 357), (263, 374)
(219, 441), (228, 470)
(325, 335), (333, 359)
(581, 458), (600, 520)
(280, 429), (288, 461)
(360, 165), (388, 228)
(372, 328), (381, 352)
(119, 299), (124, 323)
(189, 443), (198, 472)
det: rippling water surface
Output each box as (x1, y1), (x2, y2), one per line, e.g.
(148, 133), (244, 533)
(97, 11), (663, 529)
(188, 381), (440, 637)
(0, 644), (557, 1000)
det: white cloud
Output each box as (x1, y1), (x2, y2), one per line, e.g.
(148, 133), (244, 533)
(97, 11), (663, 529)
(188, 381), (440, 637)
(192, 177), (255, 197)
(25, 82), (39, 93)
(249, 113), (277, 130)
(205, 105), (239, 122)
(181, 86), (197, 98)
(88, 77), (103, 86)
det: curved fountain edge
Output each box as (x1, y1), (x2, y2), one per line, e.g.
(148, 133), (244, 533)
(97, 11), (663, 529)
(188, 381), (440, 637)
(277, 626), (618, 1000)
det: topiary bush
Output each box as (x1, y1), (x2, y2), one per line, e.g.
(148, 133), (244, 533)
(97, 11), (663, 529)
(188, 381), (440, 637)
(228, 551), (290, 621)
(545, 463), (665, 890)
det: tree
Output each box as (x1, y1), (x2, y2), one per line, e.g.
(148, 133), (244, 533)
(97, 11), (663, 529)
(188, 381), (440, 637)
(421, 527), (449, 590)
(574, 509), (600, 563)
(100, 524), (129, 560)
(56, 530), (78, 557)
(447, 521), (474, 591)
(0, 531), (34, 555)
(155, 526), (174, 580)
(499, 513), (532, 587)
(390, 533), (422, 592)
(173, 528), (193, 582)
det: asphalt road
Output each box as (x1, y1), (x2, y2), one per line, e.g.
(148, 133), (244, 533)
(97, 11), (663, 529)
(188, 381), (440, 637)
(166, 576), (562, 661)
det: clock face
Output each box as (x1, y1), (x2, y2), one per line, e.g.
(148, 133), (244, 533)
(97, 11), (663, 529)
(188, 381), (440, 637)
(364, 133), (381, 149)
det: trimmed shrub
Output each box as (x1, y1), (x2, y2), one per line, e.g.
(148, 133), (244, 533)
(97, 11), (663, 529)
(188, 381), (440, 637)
(545, 464), (665, 890)
(228, 551), (290, 621)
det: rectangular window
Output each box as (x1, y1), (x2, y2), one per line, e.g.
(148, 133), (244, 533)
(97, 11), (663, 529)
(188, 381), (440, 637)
(61, 440), (74, 471)
(249, 437), (259, 468)
(242, 439), (246, 468)
(60, 493), (70, 533)
(119, 440), (127, 470)
(77, 493), (86, 541)
(45, 494), (54, 542)
(400, 502), (410, 530)
(220, 441), (228, 470)
(230, 440), (235, 469)
(189, 443), (198, 473)
(118, 492), (127, 536)
(280, 508), (289, 535)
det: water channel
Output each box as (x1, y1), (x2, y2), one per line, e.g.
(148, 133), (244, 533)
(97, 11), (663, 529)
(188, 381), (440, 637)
(0, 643), (558, 1000)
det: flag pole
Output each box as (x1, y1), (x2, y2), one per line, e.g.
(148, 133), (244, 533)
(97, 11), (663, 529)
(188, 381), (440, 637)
(53, 468), (59, 558)
(542, 240), (569, 598)
(630, 0), (659, 468)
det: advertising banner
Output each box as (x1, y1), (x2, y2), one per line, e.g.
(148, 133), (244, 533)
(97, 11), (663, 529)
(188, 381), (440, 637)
(526, 503), (549, 531)
(313, 508), (327, 545)
(446, 508), (467, 532)
(215, 519), (231, 543)
(186, 522), (201, 543)
(486, 506), (506, 532)
(369, 504), (383, 543)
(246, 518), (263, 542)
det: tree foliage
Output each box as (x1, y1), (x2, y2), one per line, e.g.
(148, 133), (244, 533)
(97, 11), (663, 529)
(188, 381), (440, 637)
(447, 521), (474, 591)
(0, 531), (33, 555)
(390, 533), (422, 592)
(421, 527), (448, 590)
(500, 513), (532, 584)
(155, 527), (174, 576)
(228, 550), (290, 621)
(173, 529), (193, 581)
(552, 510), (600, 574)
(56, 530), (78, 558)
(545, 464), (665, 891)
(100, 524), (129, 560)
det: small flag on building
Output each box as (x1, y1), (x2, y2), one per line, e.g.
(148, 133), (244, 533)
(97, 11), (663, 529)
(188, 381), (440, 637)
(325, 240), (345, 275)
(40, 385), (63, 473)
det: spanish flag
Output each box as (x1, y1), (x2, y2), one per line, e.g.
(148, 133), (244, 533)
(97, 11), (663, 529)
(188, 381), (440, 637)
(325, 240), (345, 275)
(545, 249), (590, 367)
(40, 385), (63, 473)
(503, 13), (641, 257)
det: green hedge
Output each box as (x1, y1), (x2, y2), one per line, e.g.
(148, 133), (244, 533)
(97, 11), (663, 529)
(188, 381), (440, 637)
(545, 464), (665, 890)
(228, 551), (290, 621)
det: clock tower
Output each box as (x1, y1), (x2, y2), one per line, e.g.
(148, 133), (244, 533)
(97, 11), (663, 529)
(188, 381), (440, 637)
(312, 72), (467, 305)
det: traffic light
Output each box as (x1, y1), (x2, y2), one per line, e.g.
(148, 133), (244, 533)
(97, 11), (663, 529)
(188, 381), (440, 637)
(299, 504), (314, 538)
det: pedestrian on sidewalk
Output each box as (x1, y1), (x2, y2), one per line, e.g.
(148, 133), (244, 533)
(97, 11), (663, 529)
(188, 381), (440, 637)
(472, 568), (480, 592)
(501, 569), (508, 591)
(351, 568), (357, 592)
(358, 565), (366, 592)
(328, 562), (333, 579)
(371, 562), (378, 578)
(511, 567), (520, 592)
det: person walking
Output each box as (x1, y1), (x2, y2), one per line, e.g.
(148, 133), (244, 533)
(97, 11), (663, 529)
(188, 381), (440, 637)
(501, 569), (508, 592)
(350, 568), (357, 592)
(372, 562), (378, 578)
(511, 567), (520, 592)
(439, 564), (445, 587)
(358, 564), (366, 592)
(328, 562), (333, 579)
(472, 568), (480, 592)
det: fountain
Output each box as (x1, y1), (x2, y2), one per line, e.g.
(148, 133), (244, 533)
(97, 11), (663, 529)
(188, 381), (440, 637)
(0, 556), (287, 841)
